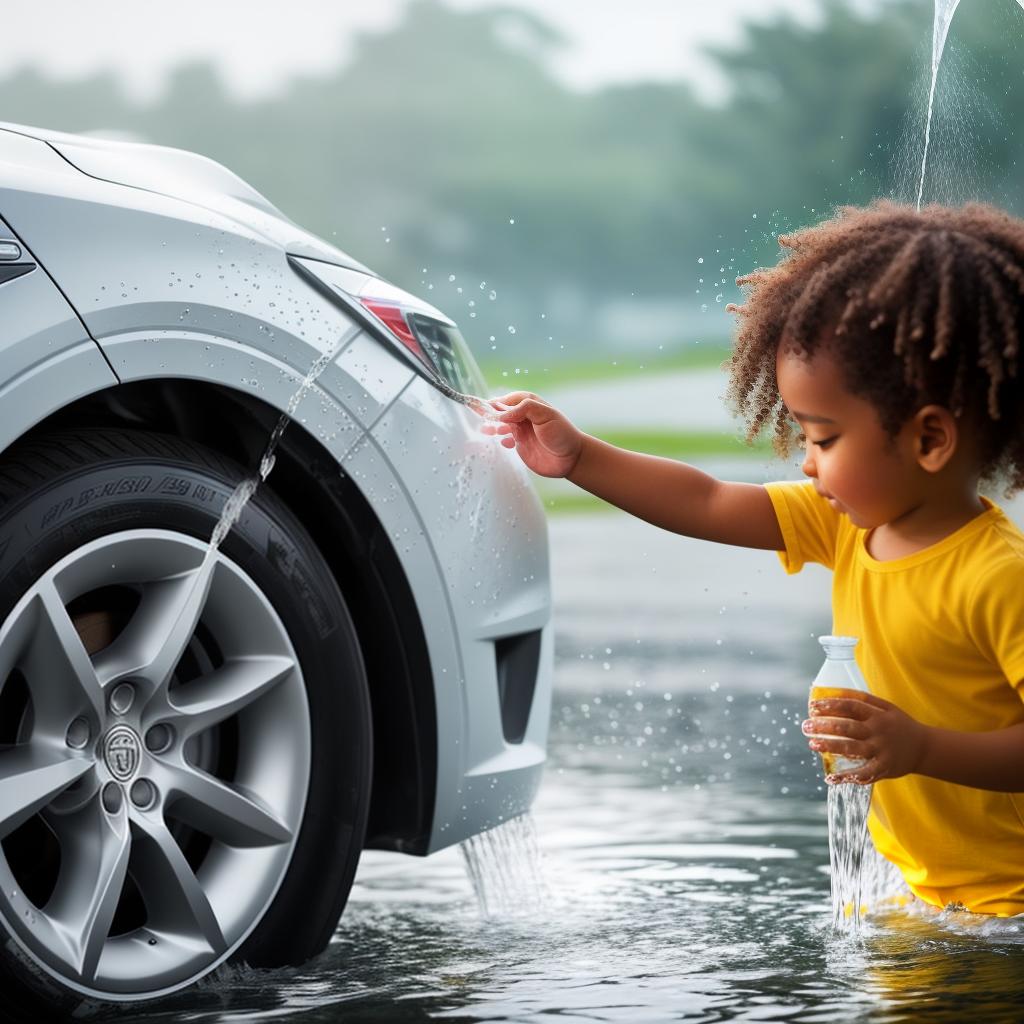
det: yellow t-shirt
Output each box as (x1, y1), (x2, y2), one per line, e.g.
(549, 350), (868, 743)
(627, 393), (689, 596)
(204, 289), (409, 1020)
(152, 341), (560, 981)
(765, 480), (1024, 916)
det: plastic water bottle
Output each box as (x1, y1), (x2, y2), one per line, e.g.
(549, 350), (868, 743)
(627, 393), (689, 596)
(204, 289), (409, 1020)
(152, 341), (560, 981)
(810, 635), (868, 776)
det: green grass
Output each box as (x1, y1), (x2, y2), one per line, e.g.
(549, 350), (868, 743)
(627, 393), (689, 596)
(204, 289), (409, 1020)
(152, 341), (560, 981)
(477, 342), (732, 392)
(538, 492), (617, 516)
(592, 428), (770, 459)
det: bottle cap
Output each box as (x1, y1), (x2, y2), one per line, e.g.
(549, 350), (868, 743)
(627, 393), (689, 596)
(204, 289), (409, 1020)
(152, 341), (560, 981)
(818, 635), (858, 660)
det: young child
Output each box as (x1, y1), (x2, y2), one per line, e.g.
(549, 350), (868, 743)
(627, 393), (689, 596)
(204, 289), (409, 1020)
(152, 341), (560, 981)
(481, 200), (1024, 917)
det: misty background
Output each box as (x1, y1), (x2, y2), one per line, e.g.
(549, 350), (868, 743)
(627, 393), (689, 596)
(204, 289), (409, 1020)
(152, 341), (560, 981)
(2, 0), (1023, 381)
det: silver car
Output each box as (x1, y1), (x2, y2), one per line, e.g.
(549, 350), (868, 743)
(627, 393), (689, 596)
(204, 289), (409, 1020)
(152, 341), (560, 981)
(0, 121), (552, 1014)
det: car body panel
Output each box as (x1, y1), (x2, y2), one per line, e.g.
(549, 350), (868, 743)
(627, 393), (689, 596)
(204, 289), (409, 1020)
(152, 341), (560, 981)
(0, 120), (552, 855)
(365, 376), (552, 844)
(0, 217), (118, 454)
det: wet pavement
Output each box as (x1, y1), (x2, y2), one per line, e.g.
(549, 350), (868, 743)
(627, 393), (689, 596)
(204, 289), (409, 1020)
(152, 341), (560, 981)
(91, 499), (1024, 1023)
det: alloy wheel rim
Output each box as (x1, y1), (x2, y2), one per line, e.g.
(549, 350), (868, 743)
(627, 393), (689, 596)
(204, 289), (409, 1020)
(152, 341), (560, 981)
(0, 530), (310, 999)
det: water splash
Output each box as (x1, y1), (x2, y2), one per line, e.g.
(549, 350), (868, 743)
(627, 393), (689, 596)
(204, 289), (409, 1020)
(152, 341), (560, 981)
(916, 0), (962, 209)
(827, 782), (873, 931)
(459, 813), (550, 919)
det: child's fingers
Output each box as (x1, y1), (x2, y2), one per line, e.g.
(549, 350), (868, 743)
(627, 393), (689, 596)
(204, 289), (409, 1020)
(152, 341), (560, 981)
(801, 716), (869, 740)
(808, 697), (877, 720)
(807, 735), (868, 759)
(463, 396), (491, 418)
(498, 398), (549, 423)
(478, 421), (513, 436)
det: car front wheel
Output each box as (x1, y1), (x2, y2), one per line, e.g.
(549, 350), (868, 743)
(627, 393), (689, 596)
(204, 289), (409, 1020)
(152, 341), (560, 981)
(0, 428), (371, 1016)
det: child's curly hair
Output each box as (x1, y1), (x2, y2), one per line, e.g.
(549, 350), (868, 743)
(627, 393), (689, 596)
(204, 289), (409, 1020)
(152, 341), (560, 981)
(725, 199), (1024, 492)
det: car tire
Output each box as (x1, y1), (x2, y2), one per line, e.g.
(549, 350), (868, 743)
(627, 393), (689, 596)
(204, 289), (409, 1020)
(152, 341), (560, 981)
(0, 427), (371, 1018)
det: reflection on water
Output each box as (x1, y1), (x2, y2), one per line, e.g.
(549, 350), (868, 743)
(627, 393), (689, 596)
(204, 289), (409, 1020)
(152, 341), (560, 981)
(91, 514), (1023, 1024)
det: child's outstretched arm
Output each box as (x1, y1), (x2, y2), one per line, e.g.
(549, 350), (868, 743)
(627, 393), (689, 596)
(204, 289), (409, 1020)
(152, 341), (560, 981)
(483, 391), (785, 550)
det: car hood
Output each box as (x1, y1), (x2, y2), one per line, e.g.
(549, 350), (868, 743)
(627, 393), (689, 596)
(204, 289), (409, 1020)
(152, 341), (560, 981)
(0, 120), (371, 273)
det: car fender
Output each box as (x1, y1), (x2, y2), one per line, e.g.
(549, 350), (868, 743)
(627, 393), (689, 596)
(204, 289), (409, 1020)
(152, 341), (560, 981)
(0, 234), (118, 455)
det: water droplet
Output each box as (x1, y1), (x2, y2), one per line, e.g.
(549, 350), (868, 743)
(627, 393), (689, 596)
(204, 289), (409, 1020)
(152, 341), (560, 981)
(507, 325), (516, 335)
(697, 257), (704, 264)
(489, 290), (497, 301)
(448, 274), (456, 282)
(701, 304), (708, 313)
(716, 294), (723, 303)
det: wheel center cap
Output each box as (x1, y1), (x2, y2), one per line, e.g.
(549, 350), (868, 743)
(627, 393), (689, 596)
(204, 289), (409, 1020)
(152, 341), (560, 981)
(104, 724), (142, 782)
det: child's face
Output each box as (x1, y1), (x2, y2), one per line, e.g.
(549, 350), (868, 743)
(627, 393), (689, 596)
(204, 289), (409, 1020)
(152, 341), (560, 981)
(775, 344), (922, 530)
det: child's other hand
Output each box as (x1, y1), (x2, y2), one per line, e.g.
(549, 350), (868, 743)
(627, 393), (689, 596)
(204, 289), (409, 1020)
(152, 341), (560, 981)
(478, 391), (584, 478)
(802, 690), (929, 785)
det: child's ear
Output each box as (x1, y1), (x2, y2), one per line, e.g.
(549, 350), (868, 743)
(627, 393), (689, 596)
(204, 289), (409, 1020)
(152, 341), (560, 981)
(912, 405), (958, 472)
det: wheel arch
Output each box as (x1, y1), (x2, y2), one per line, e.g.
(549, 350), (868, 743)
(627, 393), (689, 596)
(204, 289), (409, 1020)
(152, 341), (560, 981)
(4, 377), (437, 855)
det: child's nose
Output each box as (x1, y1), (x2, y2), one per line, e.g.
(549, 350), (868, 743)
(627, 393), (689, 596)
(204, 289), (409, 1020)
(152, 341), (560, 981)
(801, 449), (817, 478)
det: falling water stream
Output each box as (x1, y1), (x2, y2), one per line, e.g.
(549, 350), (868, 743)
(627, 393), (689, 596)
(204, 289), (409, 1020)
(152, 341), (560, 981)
(459, 814), (549, 918)
(827, 784), (873, 930)
(917, 0), (1024, 208)
(916, 0), (962, 209)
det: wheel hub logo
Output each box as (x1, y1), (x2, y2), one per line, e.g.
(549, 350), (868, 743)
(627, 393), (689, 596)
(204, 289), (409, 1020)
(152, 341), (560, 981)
(104, 725), (141, 782)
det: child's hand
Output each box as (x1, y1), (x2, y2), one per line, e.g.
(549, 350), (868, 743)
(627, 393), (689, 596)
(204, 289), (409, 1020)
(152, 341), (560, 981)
(478, 391), (585, 478)
(802, 690), (929, 785)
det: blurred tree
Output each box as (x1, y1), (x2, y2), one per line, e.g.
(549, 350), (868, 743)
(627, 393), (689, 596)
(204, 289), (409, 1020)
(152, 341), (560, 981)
(2, 0), (1023, 358)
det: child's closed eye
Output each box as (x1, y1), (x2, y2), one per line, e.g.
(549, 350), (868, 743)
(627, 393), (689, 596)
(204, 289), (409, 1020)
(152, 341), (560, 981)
(813, 436), (838, 449)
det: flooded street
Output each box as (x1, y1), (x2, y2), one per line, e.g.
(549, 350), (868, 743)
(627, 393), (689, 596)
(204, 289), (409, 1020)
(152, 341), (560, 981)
(97, 508), (1024, 1023)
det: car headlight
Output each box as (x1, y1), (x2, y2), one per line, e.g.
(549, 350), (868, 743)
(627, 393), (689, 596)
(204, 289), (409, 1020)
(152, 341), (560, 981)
(289, 255), (488, 397)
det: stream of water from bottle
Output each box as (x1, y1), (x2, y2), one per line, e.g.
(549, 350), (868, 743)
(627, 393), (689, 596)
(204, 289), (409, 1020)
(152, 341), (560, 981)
(827, 783), (873, 931)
